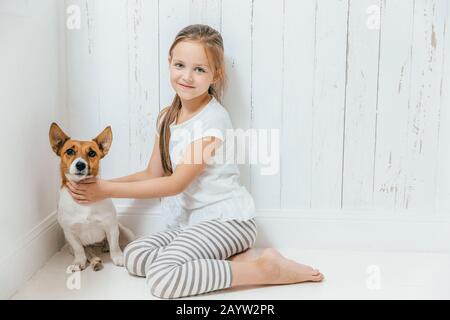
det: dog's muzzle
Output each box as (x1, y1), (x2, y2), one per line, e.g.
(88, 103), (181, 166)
(69, 158), (89, 179)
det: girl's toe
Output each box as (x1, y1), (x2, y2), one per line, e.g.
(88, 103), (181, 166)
(312, 268), (320, 275)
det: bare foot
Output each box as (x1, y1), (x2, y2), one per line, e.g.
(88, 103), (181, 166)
(256, 248), (324, 284)
(228, 248), (263, 262)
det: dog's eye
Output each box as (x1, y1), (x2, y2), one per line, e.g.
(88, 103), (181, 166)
(88, 150), (97, 158)
(66, 149), (75, 156)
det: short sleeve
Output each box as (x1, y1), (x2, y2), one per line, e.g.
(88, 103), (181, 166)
(190, 111), (232, 144)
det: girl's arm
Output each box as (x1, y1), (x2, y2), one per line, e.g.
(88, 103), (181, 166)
(107, 134), (166, 183)
(105, 136), (221, 199)
(107, 170), (152, 183)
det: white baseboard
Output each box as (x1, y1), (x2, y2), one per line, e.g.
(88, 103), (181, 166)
(0, 212), (65, 299)
(116, 206), (450, 253)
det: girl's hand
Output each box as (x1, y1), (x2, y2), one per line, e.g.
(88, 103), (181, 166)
(66, 177), (110, 205)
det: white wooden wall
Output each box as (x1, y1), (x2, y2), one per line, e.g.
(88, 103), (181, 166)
(64, 0), (450, 217)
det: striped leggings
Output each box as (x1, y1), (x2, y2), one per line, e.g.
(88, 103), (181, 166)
(123, 218), (257, 299)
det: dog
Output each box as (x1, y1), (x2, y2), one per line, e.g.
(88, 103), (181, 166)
(49, 122), (135, 272)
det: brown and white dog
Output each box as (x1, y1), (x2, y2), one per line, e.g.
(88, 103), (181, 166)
(49, 123), (135, 272)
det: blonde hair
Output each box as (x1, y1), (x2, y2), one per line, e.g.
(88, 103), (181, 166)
(157, 24), (227, 175)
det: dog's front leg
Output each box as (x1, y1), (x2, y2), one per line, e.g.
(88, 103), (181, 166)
(105, 225), (124, 266)
(64, 230), (87, 272)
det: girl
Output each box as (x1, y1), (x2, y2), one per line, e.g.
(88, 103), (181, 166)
(66, 24), (324, 299)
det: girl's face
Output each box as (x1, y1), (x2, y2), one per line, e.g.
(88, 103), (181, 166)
(169, 40), (216, 101)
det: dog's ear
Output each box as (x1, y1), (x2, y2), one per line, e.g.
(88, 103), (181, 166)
(49, 122), (70, 156)
(93, 126), (112, 158)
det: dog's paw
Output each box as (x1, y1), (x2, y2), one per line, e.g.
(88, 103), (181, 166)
(91, 257), (103, 272)
(67, 262), (87, 273)
(111, 253), (124, 267)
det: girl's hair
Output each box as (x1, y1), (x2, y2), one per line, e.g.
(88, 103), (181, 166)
(157, 24), (227, 175)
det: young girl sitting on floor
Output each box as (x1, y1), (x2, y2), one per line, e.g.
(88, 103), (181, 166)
(66, 24), (324, 299)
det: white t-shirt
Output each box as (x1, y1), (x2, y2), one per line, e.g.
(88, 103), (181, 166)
(156, 96), (256, 229)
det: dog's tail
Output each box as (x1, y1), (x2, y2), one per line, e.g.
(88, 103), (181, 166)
(118, 223), (137, 249)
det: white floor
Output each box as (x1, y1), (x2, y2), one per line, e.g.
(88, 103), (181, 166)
(11, 246), (450, 300)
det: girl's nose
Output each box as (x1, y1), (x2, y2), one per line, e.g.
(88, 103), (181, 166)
(182, 71), (193, 82)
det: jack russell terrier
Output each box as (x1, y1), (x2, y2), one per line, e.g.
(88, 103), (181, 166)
(49, 123), (135, 272)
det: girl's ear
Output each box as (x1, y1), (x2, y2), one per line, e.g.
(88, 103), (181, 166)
(213, 68), (223, 83)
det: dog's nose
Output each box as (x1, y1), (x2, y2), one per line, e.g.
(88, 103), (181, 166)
(75, 162), (86, 171)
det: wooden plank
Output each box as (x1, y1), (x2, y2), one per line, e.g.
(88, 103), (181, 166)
(281, 0), (316, 209)
(92, 0), (129, 184)
(373, 0), (414, 211)
(159, 0), (190, 108)
(65, 0), (101, 138)
(221, 0), (253, 191)
(251, 0), (284, 209)
(342, 0), (381, 211)
(310, 0), (348, 209)
(127, 0), (159, 171)
(434, 0), (450, 214)
(127, 0), (160, 208)
(189, 0), (221, 31)
(402, 0), (447, 212)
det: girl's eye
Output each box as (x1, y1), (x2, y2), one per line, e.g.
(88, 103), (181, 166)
(66, 149), (75, 156)
(88, 150), (97, 158)
(173, 63), (205, 73)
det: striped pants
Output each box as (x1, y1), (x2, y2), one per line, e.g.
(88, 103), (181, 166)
(123, 218), (257, 299)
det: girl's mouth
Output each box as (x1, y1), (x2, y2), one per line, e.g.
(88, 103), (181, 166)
(179, 83), (195, 89)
